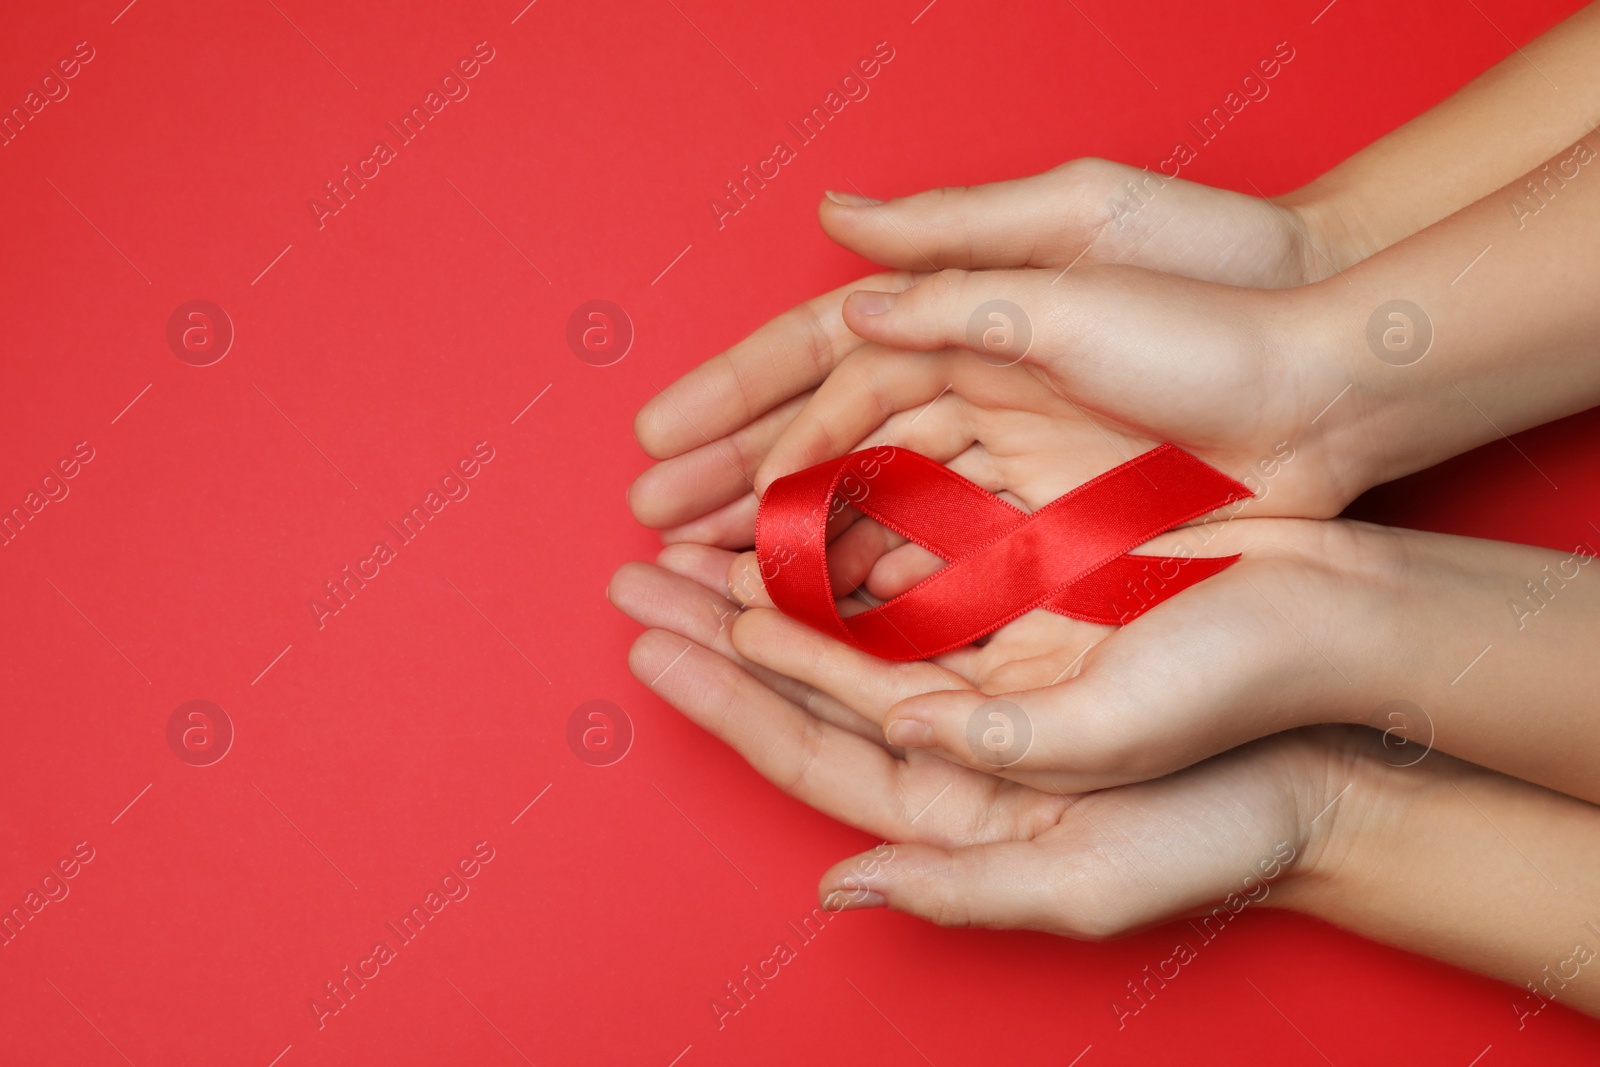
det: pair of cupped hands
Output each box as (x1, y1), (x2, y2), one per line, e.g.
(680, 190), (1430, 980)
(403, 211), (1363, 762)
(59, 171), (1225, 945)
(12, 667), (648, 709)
(608, 161), (1589, 937)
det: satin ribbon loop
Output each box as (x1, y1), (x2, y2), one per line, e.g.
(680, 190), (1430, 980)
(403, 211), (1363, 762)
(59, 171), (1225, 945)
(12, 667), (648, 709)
(754, 444), (1251, 661)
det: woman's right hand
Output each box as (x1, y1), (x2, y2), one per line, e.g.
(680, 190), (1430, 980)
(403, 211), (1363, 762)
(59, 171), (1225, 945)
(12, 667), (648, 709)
(609, 551), (1600, 1025)
(606, 550), (1356, 941)
(629, 160), (1361, 547)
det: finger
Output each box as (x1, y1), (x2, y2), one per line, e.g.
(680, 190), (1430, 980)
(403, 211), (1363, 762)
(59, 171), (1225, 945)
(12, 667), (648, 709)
(755, 431), (1020, 604)
(861, 392), (1141, 507)
(755, 343), (1161, 512)
(610, 559), (740, 645)
(628, 629), (926, 838)
(725, 551), (773, 609)
(821, 161), (1306, 286)
(610, 561), (886, 743)
(654, 542), (761, 605)
(818, 841), (1077, 931)
(635, 271), (914, 460)
(752, 346), (964, 494)
(730, 607), (969, 727)
(656, 464), (878, 550)
(657, 492), (760, 549)
(856, 444), (1018, 601)
(818, 735), (1313, 939)
(863, 542), (945, 600)
(843, 268), (1067, 360)
(639, 548), (1115, 810)
(855, 392), (978, 463)
(933, 608), (1102, 692)
(725, 550), (896, 620)
(725, 514), (912, 608)
(752, 342), (1090, 495)
(827, 518), (912, 597)
(820, 162), (1127, 271)
(840, 267), (1263, 440)
(629, 392), (809, 530)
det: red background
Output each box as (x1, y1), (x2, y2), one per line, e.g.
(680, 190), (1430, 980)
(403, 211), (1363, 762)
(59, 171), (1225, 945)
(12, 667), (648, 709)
(2, 0), (1597, 1063)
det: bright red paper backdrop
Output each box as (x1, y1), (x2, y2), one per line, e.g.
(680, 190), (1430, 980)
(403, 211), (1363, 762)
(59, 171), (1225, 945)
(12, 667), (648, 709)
(2, 0), (1597, 1063)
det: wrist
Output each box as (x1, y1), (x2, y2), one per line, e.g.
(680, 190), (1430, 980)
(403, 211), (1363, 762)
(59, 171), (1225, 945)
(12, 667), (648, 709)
(1271, 275), (1448, 509)
(1292, 153), (1600, 493)
(1261, 519), (1421, 719)
(1277, 727), (1600, 1018)
(1268, 725), (1411, 919)
(1272, 183), (1385, 282)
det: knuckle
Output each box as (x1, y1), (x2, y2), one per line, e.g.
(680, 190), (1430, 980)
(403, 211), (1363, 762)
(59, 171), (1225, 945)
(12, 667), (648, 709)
(918, 189), (980, 265)
(1064, 900), (1134, 941)
(923, 883), (973, 928)
(780, 714), (829, 795)
(722, 422), (758, 475)
(824, 348), (897, 427)
(1049, 156), (1122, 191)
(907, 184), (969, 214)
(833, 344), (886, 384)
(790, 299), (836, 385)
(907, 184), (967, 224)
(1053, 851), (1141, 940)
(922, 267), (969, 304)
(1069, 703), (1153, 779)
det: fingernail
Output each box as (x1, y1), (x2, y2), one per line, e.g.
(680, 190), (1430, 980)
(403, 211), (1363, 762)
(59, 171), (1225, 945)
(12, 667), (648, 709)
(824, 888), (886, 912)
(851, 290), (897, 316)
(825, 189), (883, 207)
(885, 719), (933, 747)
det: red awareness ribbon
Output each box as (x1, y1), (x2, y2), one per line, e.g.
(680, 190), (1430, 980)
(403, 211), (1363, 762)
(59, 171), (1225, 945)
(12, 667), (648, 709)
(755, 444), (1252, 661)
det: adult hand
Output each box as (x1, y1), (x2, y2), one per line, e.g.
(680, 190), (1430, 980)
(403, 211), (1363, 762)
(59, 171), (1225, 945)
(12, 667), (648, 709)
(629, 160), (1356, 547)
(608, 555), (1600, 1024)
(607, 551), (1350, 938)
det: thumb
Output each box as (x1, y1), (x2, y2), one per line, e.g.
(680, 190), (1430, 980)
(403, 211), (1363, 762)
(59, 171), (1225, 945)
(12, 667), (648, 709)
(841, 267), (1099, 374)
(817, 733), (1325, 939)
(818, 840), (1079, 932)
(840, 265), (1263, 425)
(818, 159), (1164, 271)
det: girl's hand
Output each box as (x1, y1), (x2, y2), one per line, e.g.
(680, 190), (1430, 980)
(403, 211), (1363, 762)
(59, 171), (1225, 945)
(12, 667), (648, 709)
(717, 396), (1600, 805)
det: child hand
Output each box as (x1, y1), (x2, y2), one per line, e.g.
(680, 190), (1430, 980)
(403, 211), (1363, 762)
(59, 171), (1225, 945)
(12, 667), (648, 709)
(719, 491), (1600, 807)
(752, 268), (1372, 524)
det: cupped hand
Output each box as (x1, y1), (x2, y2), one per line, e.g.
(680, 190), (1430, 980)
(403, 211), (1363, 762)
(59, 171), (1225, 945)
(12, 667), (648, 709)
(607, 552), (1373, 936)
(720, 457), (1600, 806)
(720, 391), (1385, 795)
(722, 513), (1405, 796)
(629, 160), (1360, 547)
(721, 371), (1598, 801)
(749, 267), (1375, 525)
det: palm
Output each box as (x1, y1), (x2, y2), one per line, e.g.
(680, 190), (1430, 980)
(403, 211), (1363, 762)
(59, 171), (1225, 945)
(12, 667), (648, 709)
(629, 163), (1351, 548)
(744, 523), (1363, 794)
(753, 265), (1354, 534)
(723, 375), (1381, 795)
(608, 551), (1338, 937)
